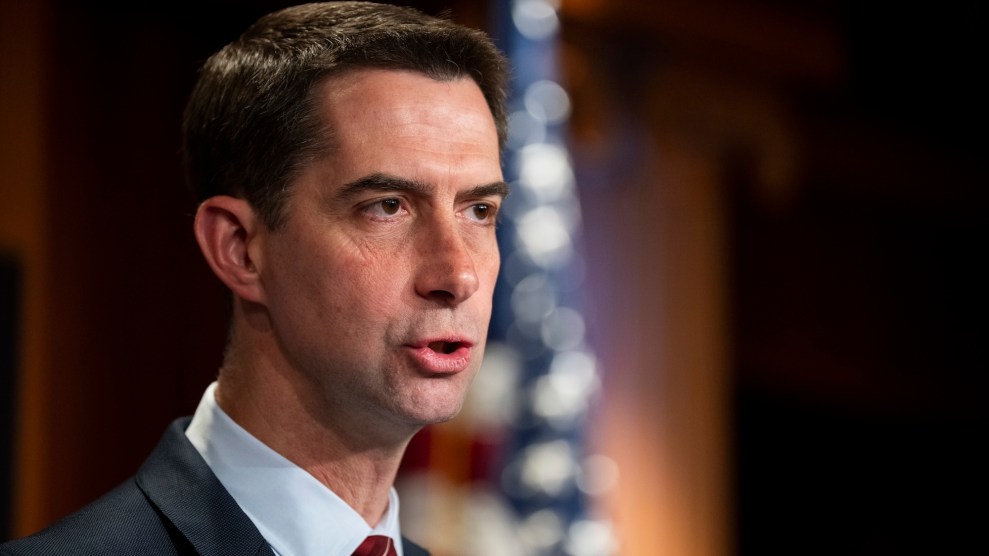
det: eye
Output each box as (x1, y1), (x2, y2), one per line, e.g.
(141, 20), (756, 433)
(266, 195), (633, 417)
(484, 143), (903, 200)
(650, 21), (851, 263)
(379, 198), (401, 215)
(465, 202), (497, 223)
(363, 197), (405, 219)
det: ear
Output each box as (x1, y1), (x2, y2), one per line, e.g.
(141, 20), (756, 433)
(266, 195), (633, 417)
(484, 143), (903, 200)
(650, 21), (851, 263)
(193, 196), (266, 304)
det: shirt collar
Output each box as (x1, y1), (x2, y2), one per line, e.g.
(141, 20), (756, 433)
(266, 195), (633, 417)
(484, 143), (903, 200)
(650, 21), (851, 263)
(185, 382), (405, 556)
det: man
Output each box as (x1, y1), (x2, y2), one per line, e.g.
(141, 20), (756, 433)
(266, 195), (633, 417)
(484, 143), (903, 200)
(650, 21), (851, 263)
(1, 2), (509, 555)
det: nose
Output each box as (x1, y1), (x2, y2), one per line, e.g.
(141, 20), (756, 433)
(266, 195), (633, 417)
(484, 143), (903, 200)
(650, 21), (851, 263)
(414, 218), (480, 306)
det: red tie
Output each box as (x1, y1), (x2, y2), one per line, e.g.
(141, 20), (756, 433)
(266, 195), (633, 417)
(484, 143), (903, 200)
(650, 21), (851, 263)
(352, 535), (398, 556)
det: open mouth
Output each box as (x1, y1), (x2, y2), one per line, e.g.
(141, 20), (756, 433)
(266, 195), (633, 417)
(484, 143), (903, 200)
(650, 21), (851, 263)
(427, 341), (463, 355)
(409, 339), (474, 373)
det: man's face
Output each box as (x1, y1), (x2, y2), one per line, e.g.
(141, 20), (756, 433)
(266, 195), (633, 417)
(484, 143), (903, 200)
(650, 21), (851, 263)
(256, 69), (504, 436)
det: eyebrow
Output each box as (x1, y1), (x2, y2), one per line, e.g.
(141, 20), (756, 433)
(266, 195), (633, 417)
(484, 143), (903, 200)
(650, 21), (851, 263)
(337, 172), (510, 202)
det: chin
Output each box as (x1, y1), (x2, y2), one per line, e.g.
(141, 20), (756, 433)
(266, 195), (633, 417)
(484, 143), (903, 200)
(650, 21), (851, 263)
(426, 407), (463, 425)
(400, 393), (468, 428)
(391, 369), (477, 429)
(404, 401), (465, 427)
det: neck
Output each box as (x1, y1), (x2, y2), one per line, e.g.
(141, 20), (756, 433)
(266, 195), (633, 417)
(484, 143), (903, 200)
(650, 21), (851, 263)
(215, 315), (416, 525)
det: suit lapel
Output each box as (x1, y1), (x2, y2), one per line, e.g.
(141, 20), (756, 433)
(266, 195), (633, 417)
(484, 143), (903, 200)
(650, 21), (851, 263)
(135, 418), (276, 556)
(402, 537), (431, 556)
(134, 418), (431, 556)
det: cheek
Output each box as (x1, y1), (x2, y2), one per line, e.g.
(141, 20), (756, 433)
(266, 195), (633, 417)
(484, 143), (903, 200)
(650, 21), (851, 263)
(343, 273), (403, 319)
(265, 234), (350, 318)
(336, 245), (415, 315)
(475, 236), (502, 286)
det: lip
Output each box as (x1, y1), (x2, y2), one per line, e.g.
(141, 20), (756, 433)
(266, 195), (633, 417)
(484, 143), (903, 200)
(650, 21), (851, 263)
(404, 338), (474, 374)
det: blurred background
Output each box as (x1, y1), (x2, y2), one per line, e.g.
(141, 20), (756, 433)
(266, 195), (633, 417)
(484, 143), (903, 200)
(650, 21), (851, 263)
(1, 0), (985, 554)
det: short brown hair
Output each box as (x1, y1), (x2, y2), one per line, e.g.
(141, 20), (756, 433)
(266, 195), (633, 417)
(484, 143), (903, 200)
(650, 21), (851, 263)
(182, 1), (510, 228)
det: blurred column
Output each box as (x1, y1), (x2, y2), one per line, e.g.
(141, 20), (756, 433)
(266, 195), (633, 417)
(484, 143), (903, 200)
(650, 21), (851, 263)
(555, 2), (737, 555)
(0, 0), (53, 540)
(581, 134), (732, 556)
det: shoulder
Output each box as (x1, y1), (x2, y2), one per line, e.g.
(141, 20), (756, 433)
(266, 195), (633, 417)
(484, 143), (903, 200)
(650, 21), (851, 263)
(2, 417), (273, 556)
(0, 479), (191, 556)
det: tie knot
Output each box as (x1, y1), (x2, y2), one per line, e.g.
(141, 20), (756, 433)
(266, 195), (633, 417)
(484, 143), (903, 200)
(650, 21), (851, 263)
(352, 535), (397, 556)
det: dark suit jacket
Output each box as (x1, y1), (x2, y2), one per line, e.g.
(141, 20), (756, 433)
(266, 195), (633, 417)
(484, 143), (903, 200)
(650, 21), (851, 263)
(0, 418), (430, 556)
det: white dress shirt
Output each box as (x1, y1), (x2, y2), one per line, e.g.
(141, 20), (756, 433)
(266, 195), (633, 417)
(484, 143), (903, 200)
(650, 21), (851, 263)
(185, 382), (404, 556)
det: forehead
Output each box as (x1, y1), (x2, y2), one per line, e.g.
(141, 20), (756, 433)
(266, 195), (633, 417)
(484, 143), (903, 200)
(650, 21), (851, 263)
(314, 68), (500, 160)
